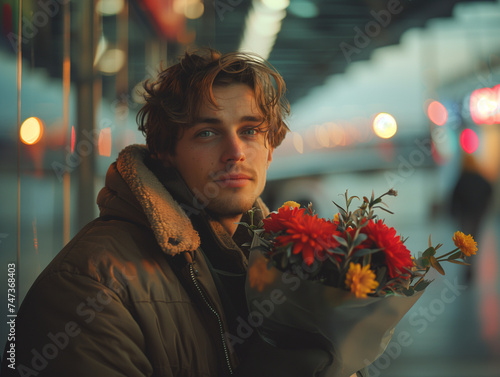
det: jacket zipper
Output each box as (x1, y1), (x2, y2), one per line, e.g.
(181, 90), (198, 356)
(189, 263), (234, 375)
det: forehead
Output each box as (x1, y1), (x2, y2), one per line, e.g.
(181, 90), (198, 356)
(197, 83), (260, 114)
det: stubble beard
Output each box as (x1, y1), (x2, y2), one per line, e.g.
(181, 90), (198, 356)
(205, 187), (258, 219)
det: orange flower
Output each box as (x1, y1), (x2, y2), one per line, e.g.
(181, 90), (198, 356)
(453, 231), (477, 257)
(280, 201), (301, 210)
(361, 220), (413, 279)
(345, 263), (379, 298)
(272, 213), (341, 266)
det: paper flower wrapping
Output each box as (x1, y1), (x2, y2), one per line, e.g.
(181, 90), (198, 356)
(242, 190), (476, 377)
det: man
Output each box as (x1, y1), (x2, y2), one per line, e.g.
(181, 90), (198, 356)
(2, 49), (363, 376)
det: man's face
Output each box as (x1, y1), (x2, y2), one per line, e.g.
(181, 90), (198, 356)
(161, 83), (273, 219)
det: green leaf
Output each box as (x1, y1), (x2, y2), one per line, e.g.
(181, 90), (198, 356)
(352, 233), (368, 247)
(331, 199), (346, 214)
(413, 279), (432, 292)
(352, 248), (381, 258)
(334, 235), (348, 247)
(447, 251), (463, 260)
(346, 195), (360, 209)
(447, 260), (471, 266)
(328, 247), (347, 256)
(422, 247), (436, 258)
(401, 287), (415, 296)
(419, 257), (431, 268)
(430, 256), (445, 275)
(372, 206), (395, 215)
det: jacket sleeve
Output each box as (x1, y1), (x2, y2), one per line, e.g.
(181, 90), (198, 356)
(2, 271), (154, 377)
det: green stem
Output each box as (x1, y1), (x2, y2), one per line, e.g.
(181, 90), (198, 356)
(436, 247), (460, 261)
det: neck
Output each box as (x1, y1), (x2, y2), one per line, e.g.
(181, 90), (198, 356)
(217, 214), (243, 236)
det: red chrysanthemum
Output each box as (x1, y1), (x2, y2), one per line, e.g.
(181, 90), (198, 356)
(272, 213), (341, 266)
(361, 219), (413, 279)
(263, 206), (306, 234)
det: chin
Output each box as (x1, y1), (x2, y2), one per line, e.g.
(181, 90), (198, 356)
(206, 196), (256, 218)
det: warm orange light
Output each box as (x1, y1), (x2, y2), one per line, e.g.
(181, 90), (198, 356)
(98, 127), (112, 157)
(292, 132), (304, 154)
(373, 113), (397, 139)
(20, 117), (44, 145)
(427, 100), (448, 126)
(315, 124), (330, 148)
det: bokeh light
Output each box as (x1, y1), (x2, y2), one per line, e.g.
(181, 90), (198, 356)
(287, 0), (318, 18)
(98, 127), (112, 157)
(20, 117), (44, 145)
(71, 126), (76, 153)
(460, 128), (479, 154)
(98, 48), (126, 75)
(373, 113), (397, 139)
(174, 0), (204, 19)
(315, 124), (330, 148)
(470, 85), (500, 125)
(96, 0), (124, 15)
(292, 132), (304, 154)
(427, 100), (448, 126)
(262, 0), (290, 11)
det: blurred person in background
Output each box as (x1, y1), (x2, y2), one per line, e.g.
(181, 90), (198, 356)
(2, 49), (365, 377)
(450, 153), (493, 283)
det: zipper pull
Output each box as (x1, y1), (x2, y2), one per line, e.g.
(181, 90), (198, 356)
(184, 251), (199, 275)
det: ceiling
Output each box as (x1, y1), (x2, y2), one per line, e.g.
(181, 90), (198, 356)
(1, 0), (499, 178)
(209, 0), (497, 105)
(3, 0), (495, 107)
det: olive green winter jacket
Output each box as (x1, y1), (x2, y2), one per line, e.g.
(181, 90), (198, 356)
(2, 145), (354, 377)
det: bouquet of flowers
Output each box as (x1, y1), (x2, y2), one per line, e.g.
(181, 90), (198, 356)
(242, 189), (477, 377)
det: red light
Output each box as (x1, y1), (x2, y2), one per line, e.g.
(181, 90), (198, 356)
(460, 128), (479, 154)
(70, 126), (75, 153)
(427, 101), (448, 126)
(470, 85), (500, 125)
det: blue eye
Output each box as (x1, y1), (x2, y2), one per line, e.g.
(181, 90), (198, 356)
(243, 128), (259, 135)
(197, 130), (215, 138)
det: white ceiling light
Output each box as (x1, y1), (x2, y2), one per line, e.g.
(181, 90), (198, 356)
(96, 0), (124, 16)
(239, 0), (288, 60)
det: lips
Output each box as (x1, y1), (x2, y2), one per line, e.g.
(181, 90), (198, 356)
(215, 173), (252, 188)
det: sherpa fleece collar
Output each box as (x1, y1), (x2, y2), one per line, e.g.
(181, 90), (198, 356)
(116, 144), (200, 255)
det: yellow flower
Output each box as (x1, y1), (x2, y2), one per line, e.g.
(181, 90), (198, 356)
(452, 231), (477, 257)
(345, 263), (379, 298)
(333, 213), (340, 223)
(280, 201), (301, 210)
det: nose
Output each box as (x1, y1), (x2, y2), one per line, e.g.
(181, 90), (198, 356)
(221, 133), (246, 163)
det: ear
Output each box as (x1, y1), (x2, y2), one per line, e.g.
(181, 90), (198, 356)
(266, 147), (274, 169)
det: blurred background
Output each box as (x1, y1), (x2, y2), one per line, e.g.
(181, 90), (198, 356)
(1, 0), (499, 375)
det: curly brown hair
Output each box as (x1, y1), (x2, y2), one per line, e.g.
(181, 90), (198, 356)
(137, 48), (290, 155)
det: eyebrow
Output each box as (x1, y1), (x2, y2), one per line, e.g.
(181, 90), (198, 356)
(192, 115), (264, 126)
